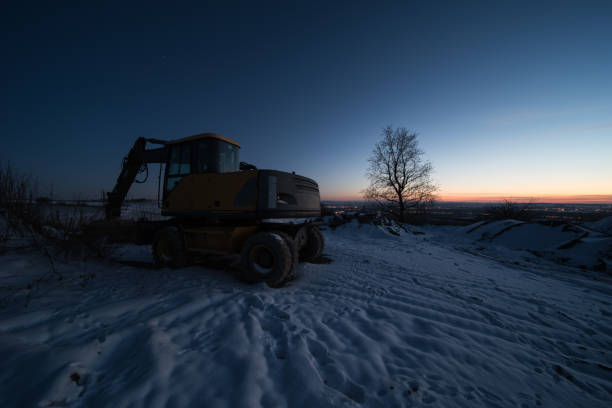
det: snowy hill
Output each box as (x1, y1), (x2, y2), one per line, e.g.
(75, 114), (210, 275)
(588, 216), (612, 236)
(1, 221), (611, 407)
(445, 219), (612, 271)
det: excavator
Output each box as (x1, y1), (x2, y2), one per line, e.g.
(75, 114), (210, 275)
(100, 132), (324, 287)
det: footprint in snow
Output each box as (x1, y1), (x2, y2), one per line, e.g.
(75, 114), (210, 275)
(260, 304), (292, 361)
(306, 337), (366, 403)
(244, 294), (264, 309)
(422, 393), (437, 404)
(266, 304), (291, 321)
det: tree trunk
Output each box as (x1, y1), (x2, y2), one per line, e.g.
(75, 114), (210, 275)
(398, 198), (404, 221)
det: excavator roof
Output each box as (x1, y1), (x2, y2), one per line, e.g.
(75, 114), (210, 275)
(166, 133), (240, 148)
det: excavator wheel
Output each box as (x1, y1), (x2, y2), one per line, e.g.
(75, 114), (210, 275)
(299, 226), (324, 262)
(152, 226), (187, 268)
(240, 231), (292, 287)
(275, 231), (299, 278)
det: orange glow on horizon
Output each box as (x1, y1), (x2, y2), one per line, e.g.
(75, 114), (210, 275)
(438, 194), (612, 204)
(321, 193), (612, 204)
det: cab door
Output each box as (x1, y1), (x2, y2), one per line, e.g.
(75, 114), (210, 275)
(163, 142), (193, 210)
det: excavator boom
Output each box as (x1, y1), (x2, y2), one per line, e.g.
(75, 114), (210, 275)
(105, 137), (166, 219)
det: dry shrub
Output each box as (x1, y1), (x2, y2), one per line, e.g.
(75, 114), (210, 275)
(0, 163), (113, 261)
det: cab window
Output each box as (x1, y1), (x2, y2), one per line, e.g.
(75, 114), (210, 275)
(197, 139), (213, 173)
(217, 142), (239, 173)
(168, 144), (191, 175)
(166, 143), (191, 192)
(196, 139), (239, 173)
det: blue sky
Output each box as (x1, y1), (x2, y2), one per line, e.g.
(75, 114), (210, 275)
(1, 1), (611, 201)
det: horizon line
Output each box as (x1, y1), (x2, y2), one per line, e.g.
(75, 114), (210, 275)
(321, 194), (612, 204)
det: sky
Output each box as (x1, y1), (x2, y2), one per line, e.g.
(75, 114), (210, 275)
(1, 0), (611, 203)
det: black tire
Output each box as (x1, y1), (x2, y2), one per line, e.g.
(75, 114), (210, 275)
(240, 232), (292, 287)
(299, 226), (324, 262)
(275, 231), (298, 277)
(152, 226), (187, 268)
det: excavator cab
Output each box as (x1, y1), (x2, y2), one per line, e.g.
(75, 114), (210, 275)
(157, 134), (320, 221)
(162, 134), (241, 205)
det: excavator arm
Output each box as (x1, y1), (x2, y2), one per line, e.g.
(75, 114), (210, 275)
(105, 137), (167, 220)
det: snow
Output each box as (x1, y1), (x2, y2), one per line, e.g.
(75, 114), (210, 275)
(443, 219), (611, 271)
(587, 216), (612, 235)
(1, 220), (611, 407)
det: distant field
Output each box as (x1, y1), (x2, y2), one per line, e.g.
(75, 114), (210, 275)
(322, 201), (612, 226)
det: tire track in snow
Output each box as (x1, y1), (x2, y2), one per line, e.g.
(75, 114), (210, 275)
(326, 237), (610, 349)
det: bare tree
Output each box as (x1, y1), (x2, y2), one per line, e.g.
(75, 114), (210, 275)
(485, 199), (534, 221)
(363, 126), (437, 220)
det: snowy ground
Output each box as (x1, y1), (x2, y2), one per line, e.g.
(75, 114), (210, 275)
(1, 220), (611, 407)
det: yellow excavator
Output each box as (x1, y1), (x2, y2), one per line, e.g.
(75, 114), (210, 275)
(102, 132), (324, 287)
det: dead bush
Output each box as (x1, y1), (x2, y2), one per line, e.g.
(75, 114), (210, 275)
(0, 163), (112, 260)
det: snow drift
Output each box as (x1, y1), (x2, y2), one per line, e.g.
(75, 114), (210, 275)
(457, 219), (611, 271)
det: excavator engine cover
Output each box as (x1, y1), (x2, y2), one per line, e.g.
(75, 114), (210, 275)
(163, 170), (320, 222)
